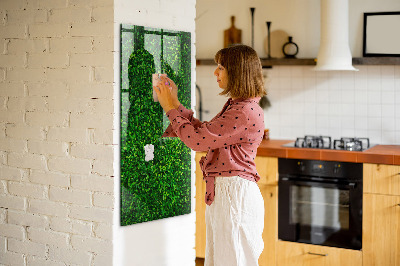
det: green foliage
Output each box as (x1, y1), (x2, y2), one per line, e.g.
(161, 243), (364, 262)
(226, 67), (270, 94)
(120, 25), (192, 225)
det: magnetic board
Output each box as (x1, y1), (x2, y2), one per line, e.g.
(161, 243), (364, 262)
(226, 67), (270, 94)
(120, 24), (191, 225)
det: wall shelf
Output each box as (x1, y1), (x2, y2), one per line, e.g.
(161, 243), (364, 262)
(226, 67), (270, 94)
(196, 57), (400, 67)
(352, 57), (400, 65)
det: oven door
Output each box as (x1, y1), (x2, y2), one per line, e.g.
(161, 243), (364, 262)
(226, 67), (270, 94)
(278, 176), (362, 250)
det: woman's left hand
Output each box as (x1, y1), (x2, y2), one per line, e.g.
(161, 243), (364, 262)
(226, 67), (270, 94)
(154, 77), (175, 113)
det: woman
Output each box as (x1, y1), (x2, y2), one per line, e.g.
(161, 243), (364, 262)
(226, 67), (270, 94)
(155, 44), (266, 266)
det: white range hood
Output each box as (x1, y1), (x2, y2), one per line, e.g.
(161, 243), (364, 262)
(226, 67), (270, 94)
(314, 0), (358, 71)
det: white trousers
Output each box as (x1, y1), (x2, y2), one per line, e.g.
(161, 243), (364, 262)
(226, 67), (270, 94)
(205, 176), (264, 266)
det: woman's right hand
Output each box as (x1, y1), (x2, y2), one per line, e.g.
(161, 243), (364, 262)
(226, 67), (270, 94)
(162, 76), (180, 108)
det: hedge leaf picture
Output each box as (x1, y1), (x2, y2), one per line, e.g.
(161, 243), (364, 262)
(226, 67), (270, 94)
(120, 25), (191, 225)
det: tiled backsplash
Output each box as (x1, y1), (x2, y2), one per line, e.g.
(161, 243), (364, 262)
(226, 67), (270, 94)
(196, 65), (400, 145)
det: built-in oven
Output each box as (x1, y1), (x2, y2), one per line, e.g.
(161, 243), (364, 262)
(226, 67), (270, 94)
(278, 158), (363, 250)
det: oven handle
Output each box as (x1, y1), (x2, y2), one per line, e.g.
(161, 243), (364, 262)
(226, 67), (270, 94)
(280, 177), (357, 189)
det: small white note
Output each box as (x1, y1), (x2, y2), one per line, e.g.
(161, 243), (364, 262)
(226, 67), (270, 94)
(144, 144), (154, 161)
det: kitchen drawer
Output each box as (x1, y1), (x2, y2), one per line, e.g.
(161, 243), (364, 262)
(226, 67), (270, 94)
(255, 156), (278, 186)
(364, 164), (400, 196)
(276, 241), (362, 266)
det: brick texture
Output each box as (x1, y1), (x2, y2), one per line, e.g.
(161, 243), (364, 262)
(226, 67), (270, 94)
(48, 156), (92, 175)
(0, 0), (114, 264)
(26, 257), (64, 266)
(27, 227), (69, 248)
(50, 217), (92, 236)
(29, 170), (70, 187)
(8, 210), (50, 229)
(48, 246), (91, 265)
(29, 23), (70, 38)
(0, 195), (25, 210)
(0, 25), (27, 39)
(27, 81), (68, 97)
(69, 205), (112, 223)
(93, 223), (112, 240)
(49, 37), (92, 53)
(7, 238), (47, 257)
(7, 39), (48, 54)
(1, 0), (26, 10)
(7, 9), (48, 24)
(28, 199), (69, 217)
(28, 53), (69, 68)
(0, 82), (25, 97)
(0, 166), (24, 181)
(71, 174), (113, 193)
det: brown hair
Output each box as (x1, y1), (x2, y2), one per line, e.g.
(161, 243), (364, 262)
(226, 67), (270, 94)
(214, 44), (266, 99)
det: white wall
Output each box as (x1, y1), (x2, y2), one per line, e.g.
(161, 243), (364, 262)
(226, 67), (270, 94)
(197, 64), (400, 145)
(113, 1), (197, 266)
(265, 65), (400, 144)
(196, 0), (400, 145)
(0, 0), (115, 265)
(196, 0), (319, 59)
(196, 0), (400, 58)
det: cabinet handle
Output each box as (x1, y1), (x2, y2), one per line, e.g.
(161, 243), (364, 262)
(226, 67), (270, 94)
(307, 252), (328, 256)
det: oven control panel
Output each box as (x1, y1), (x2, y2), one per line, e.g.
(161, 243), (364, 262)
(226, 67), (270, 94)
(281, 158), (362, 180)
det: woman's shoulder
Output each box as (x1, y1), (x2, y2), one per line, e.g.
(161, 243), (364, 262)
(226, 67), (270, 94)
(232, 97), (262, 111)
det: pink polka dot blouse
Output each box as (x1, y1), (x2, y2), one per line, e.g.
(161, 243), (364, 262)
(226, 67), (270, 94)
(162, 97), (265, 205)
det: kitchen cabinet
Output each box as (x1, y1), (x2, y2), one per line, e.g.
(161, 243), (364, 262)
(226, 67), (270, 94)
(195, 154), (279, 266)
(195, 152), (207, 258)
(255, 157), (278, 266)
(195, 153), (400, 265)
(276, 241), (362, 266)
(254, 156), (278, 186)
(363, 193), (400, 266)
(259, 184), (278, 266)
(363, 163), (400, 196)
(363, 164), (400, 266)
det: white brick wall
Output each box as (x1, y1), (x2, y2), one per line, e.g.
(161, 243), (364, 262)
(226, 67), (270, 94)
(0, 0), (114, 265)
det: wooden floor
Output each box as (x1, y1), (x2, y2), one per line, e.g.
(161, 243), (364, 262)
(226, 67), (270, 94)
(195, 257), (204, 266)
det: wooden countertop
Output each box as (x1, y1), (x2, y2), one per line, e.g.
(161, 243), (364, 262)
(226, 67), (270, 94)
(256, 139), (400, 165)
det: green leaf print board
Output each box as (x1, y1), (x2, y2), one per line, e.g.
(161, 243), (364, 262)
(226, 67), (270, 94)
(120, 25), (191, 225)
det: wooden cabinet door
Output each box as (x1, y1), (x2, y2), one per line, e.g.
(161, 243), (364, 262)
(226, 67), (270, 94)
(195, 152), (207, 258)
(259, 185), (278, 266)
(255, 156), (278, 186)
(277, 241), (362, 266)
(364, 164), (400, 196)
(363, 193), (400, 266)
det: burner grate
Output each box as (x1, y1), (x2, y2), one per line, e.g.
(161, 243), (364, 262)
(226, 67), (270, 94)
(287, 136), (371, 151)
(295, 135), (332, 149)
(333, 137), (370, 151)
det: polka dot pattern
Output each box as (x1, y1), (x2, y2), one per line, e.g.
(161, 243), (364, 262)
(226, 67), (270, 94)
(162, 97), (265, 205)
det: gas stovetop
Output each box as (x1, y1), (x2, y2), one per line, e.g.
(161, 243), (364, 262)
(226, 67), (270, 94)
(282, 135), (374, 151)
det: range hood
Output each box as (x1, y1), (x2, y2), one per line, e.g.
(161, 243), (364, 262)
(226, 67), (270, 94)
(314, 0), (358, 71)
